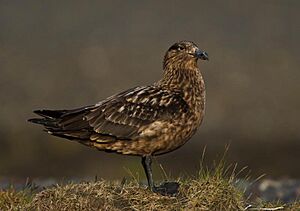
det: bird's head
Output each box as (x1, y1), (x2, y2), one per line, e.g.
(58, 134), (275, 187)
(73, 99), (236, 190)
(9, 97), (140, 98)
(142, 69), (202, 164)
(163, 41), (208, 70)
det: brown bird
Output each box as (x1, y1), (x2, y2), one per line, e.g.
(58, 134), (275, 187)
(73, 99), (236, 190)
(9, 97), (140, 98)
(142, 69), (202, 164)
(29, 41), (208, 195)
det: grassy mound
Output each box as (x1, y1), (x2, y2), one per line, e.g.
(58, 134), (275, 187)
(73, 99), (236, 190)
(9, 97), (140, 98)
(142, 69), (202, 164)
(1, 161), (298, 210)
(29, 173), (244, 210)
(1, 173), (243, 210)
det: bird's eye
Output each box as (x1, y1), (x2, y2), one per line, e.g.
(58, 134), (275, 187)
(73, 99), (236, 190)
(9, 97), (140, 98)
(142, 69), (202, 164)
(169, 44), (184, 51)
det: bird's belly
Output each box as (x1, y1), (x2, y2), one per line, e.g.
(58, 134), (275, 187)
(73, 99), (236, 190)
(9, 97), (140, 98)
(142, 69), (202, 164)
(103, 111), (204, 156)
(137, 113), (203, 155)
(151, 121), (200, 155)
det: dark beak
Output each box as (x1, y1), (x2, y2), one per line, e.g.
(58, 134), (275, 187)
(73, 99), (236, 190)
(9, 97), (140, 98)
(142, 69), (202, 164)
(195, 49), (209, 61)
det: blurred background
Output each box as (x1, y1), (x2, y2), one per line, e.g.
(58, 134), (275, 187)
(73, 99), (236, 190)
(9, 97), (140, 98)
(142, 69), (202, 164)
(0, 1), (299, 184)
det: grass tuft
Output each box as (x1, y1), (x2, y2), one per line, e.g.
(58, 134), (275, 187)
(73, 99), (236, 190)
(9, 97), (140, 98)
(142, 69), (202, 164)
(0, 156), (298, 210)
(27, 175), (244, 211)
(0, 159), (246, 210)
(0, 187), (33, 211)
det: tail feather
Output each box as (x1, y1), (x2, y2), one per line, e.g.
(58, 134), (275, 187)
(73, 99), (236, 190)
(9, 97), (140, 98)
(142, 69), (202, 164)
(32, 105), (95, 118)
(29, 106), (96, 140)
(28, 117), (57, 127)
(33, 109), (66, 119)
(47, 130), (91, 140)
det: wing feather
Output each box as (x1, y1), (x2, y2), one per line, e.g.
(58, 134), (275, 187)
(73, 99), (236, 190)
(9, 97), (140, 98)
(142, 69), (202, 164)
(30, 86), (190, 142)
(85, 86), (189, 140)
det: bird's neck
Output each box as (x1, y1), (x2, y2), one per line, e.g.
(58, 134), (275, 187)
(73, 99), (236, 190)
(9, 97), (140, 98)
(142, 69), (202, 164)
(158, 66), (206, 110)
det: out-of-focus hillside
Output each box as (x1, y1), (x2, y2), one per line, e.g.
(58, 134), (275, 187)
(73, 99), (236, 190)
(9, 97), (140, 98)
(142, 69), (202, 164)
(0, 1), (299, 180)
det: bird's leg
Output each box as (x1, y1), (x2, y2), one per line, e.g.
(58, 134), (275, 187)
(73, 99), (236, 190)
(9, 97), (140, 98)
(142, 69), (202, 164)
(141, 156), (179, 196)
(141, 155), (155, 191)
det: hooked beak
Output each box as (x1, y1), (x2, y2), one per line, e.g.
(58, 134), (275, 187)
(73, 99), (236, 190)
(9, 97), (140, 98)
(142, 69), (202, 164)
(195, 49), (209, 61)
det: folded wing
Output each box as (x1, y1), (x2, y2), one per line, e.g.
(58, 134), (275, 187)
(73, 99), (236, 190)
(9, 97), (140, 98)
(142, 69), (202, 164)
(29, 86), (189, 143)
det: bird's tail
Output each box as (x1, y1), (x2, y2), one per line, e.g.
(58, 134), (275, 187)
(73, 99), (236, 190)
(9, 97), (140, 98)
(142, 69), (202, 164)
(28, 106), (95, 140)
(28, 117), (57, 127)
(28, 109), (69, 128)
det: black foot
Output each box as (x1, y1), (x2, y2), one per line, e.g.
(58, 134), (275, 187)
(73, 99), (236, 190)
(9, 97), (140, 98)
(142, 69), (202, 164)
(153, 181), (180, 196)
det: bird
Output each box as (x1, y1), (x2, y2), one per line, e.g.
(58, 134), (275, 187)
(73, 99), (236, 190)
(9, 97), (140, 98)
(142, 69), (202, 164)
(29, 41), (209, 195)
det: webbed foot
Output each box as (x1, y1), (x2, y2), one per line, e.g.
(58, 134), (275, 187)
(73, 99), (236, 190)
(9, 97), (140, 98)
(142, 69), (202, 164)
(153, 181), (180, 196)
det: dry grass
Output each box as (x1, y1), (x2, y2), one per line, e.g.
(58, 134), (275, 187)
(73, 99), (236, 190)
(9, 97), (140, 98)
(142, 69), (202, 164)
(1, 175), (244, 210)
(27, 164), (246, 211)
(0, 161), (298, 210)
(0, 188), (33, 211)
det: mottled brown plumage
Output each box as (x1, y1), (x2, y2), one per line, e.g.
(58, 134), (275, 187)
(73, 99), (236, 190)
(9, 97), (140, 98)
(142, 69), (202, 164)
(29, 41), (209, 195)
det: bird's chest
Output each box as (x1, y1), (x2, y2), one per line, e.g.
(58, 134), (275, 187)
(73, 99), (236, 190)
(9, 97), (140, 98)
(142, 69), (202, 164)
(152, 93), (205, 155)
(182, 76), (206, 121)
(169, 79), (206, 143)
